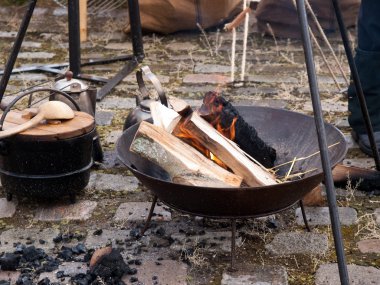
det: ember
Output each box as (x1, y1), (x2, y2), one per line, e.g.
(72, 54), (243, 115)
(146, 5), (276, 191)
(175, 115), (229, 169)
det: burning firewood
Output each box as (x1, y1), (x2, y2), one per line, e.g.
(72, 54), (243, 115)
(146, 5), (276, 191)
(130, 121), (243, 187)
(172, 112), (277, 186)
(199, 91), (277, 168)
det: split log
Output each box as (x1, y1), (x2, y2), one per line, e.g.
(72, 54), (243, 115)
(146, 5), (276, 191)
(332, 164), (380, 192)
(199, 91), (276, 168)
(150, 101), (181, 133)
(130, 121), (243, 188)
(302, 185), (325, 206)
(168, 96), (193, 117)
(173, 112), (277, 187)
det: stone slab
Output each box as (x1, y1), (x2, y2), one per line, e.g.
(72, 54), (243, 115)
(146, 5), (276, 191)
(342, 158), (376, 169)
(122, 73), (170, 84)
(173, 85), (216, 95)
(375, 208), (380, 225)
(84, 229), (130, 249)
(265, 232), (329, 256)
(0, 198), (17, 218)
(295, 207), (357, 226)
(114, 202), (171, 222)
(95, 110), (114, 126)
(315, 263), (380, 285)
(345, 134), (359, 150)
(303, 99), (347, 113)
(166, 42), (197, 51)
(105, 42), (132, 50)
(53, 7), (67, 16)
(247, 74), (298, 84)
(221, 265), (288, 285)
(34, 201), (98, 222)
(97, 97), (135, 110)
(194, 64), (232, 73)
(357, 239), (380, 254)
(0, 32), (17, 38)
(183, 74), (231, 85)
(21, 41), (42, 48)
(122, 259), (188, 285)
(233, 87), (279, 96)
(0, 228), (59, 253)
(87, 173), (139, 192)
(335, 117), (350, 128)
(17, 52), (55, 59)
(11, 73), (48, 82)
(171, 231), (242, 253)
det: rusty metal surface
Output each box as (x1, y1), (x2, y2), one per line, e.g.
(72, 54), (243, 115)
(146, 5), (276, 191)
(116, 106), (347, 218)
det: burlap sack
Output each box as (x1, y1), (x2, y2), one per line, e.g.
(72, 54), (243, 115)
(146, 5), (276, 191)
(125, 0), (241, 34)
(256, 0), (360, 39)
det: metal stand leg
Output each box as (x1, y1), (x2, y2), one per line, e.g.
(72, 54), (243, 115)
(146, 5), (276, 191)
(330, 0), (380, 170)
(228, 219), (238, 272)
(0, 0), (37, 103)
(140, 195), (158, 236)
(68, 0), (81, 77)
(295, 0), (349, 284)
(299, 200), (311, 232)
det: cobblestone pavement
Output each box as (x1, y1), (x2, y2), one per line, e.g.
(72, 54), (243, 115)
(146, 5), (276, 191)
(0, 2), (379, 285)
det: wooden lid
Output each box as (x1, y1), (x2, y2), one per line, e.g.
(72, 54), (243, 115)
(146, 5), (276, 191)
(2, 110), (95, 141)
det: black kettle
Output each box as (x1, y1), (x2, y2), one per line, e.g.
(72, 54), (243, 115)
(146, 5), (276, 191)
(123, 66), (168, 131)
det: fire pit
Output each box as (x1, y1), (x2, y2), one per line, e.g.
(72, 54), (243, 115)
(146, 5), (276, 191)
(116, 105), (347, 267)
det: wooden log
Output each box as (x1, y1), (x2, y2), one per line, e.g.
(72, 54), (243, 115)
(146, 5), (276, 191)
(173, 112), (277, 187)
(302, 185), (325, 206)
(168, 96), (193, 117)
(150, 101), (181, 133)
(130, 121), (243, 188)
(79, 0), (87, 42)
(332, 164), (380, 192)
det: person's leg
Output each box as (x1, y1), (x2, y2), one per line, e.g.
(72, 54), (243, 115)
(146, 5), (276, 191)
(348, 0), (380, 155)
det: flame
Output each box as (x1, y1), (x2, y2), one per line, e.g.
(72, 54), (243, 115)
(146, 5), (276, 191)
(174, 95), (238, 170)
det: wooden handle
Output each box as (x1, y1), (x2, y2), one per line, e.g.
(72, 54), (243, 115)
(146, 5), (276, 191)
(0, 113), (44, 139)
(224, 7), (252, 31)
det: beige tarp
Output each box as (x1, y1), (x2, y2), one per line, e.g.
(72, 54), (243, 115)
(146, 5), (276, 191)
(125, 0), (241, 34)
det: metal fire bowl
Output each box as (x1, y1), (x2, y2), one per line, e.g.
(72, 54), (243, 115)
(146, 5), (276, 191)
(116, 106), (347, 218)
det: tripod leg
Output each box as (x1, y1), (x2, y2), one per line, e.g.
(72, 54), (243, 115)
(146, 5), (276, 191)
(295, 0), (349, 284)
(68, 0), (81, 77)
(0, 0), (37, 104)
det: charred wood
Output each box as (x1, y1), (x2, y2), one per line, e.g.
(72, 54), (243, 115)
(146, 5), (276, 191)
(199, 91), (276, 168)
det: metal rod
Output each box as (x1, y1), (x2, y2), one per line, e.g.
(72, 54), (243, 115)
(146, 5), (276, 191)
(230, 219), (237, 271)
(295, 0), (349, 284)
(0, 0), (37, 104)
(97, 59), (139, 101)
(68, 0), (82, 77)
(140, 196), (158, 236)
(128, 0), (144, 62)
(299, 200), (311, 232)
(331, 0), (380, 170)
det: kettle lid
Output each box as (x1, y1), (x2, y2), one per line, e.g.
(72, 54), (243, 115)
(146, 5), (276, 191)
(53, 71), (89, 93)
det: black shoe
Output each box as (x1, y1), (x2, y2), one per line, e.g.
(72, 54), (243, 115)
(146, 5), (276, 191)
(352, 130), (380, 157)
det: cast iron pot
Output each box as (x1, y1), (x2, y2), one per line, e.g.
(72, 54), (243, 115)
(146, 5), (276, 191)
(0, 89), (94, 202)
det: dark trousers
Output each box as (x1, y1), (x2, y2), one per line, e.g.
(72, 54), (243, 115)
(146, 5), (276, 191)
(348, 0), (380, 134)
